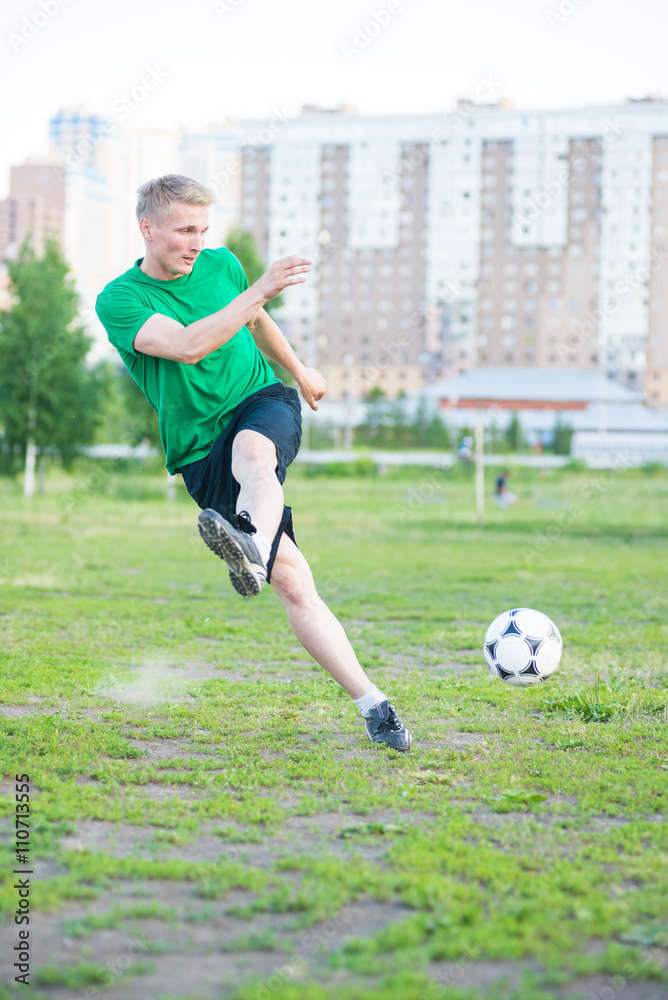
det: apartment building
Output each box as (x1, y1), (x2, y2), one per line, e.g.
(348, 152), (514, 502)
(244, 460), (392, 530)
(3, 100), (668, 402)
(233, 99), (668, 404)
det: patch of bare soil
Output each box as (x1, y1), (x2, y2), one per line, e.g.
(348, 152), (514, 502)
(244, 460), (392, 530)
(24, 875), (413, 1000)
(427, 958), (529, 992)
(0, 701), (53, 718)
(558, 974), (668, 1000)
(123, 738), (220, 763)
(57, 806), (419, 867)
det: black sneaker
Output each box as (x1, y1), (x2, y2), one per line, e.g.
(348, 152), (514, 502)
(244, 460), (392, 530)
(365, 700), (412, 751)
(197, 509), (267, 597)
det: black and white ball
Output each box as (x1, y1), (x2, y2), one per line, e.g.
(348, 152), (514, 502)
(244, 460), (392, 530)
(484, 608), (562, 686)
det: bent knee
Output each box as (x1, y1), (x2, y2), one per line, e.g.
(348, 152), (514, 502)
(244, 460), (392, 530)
(270, 562), (318, 608)
(233, 430), (277, 466)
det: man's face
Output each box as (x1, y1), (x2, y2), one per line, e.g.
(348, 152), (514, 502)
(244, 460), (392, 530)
(140, 202), (209, 280)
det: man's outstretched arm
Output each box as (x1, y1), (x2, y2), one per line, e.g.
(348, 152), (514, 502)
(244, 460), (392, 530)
(249, 308), (326, 411)
(133, 256), (311, 365)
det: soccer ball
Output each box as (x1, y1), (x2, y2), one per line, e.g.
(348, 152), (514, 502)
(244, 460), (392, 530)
(484, 608), (562, 687)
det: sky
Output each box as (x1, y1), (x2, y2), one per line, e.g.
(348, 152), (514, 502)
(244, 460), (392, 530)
(1, 0), (667, 198)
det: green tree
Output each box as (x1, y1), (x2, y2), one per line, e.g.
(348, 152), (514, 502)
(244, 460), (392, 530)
(553, 413), (574, 455)
(504, 411), (524, 452)
(412, 394), (450, 449)
(0, 238), (103, 478)
(224, 228), (292, 384)
(94, 361), (160, 447)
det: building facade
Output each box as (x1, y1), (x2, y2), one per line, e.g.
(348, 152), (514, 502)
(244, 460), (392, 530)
(231, 99), (668, 404)
(3, 100), (668, 403)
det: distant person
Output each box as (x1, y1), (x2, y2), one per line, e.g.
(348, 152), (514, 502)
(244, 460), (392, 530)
(457, 435), (474, 462)
(95, 175), (411, 751)
(494, 468), (517, 509)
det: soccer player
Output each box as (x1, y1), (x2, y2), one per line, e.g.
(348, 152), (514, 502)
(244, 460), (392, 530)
(96, 175), (411, 751)
(494, 469), (517, 509)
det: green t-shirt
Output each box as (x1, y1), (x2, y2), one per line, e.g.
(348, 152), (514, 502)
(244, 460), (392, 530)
(95, 247), (278, 474)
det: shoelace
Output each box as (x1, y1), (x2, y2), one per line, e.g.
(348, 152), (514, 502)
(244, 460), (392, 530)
(386, 708), (405, 731)
(231, 510), (257, 535)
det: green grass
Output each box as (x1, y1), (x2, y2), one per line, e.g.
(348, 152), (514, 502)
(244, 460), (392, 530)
(0, 460), (667, 999)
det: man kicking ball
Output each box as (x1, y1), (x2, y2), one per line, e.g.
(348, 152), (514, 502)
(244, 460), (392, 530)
(96, 174), (411, 751)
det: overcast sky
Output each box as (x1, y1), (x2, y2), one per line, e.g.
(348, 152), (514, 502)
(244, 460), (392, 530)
(1, 0), (666, 197)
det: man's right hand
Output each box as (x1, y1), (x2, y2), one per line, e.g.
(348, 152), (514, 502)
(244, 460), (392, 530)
(255, 256), (312, 304)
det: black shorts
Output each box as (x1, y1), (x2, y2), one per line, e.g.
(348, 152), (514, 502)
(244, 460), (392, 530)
(178, 383), (302, 582)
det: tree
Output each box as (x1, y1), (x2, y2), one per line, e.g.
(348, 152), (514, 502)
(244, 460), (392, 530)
(224, 228), (284, 317)
(553, 413), (574, 455)
(504, 411), (524, 452)
(224, 228), (292, 384)
(94, 361), (161, 447)
(0, 238), (102, 483)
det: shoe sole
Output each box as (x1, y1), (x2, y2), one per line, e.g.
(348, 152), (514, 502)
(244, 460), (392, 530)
(198, 511), (266, 597)
(367, 732), (412, 752)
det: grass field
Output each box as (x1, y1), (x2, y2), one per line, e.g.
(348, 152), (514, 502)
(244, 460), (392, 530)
(0, 459), (667, 1000)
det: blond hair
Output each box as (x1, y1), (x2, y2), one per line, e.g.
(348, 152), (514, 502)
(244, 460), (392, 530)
(136, 174), (214, 224)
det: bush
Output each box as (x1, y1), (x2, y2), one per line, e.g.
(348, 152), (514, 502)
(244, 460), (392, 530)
(641, 460), (667, 476)
(562, 458), (587, 472)
(303, 458), (378, 478)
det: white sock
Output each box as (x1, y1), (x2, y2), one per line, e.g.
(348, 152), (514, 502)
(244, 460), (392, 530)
(353, 684), (387, 717)
(252, 529), (272, 567)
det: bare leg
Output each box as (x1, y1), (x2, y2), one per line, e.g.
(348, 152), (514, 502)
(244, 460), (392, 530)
(269, 533), (373, 698)
(231, 429), (283, 540)
(229, 430), (373, 698)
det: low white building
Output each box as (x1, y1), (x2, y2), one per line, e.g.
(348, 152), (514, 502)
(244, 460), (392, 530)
(410, 368), (668, 464)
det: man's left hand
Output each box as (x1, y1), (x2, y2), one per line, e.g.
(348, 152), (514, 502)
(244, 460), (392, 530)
(297, 368), (327, 410)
